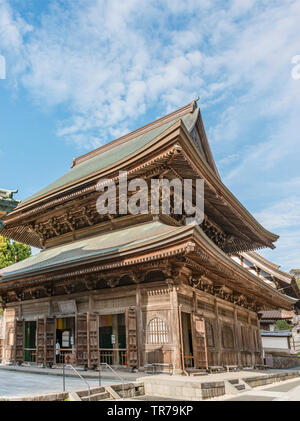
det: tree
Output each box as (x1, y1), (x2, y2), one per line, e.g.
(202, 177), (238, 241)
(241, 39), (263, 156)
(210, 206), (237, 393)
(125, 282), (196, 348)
(0, 235), (31, 312)
(0, 235), (31, 269)
(274, 320), (291, 331)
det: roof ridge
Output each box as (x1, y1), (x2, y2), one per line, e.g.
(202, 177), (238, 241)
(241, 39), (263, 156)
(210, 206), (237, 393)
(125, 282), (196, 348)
(71, 100), (197, 167)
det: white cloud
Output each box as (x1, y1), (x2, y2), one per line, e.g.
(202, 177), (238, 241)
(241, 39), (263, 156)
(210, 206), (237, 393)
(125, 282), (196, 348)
(254, 197), (300, 230)
(0, 0), (299, 269)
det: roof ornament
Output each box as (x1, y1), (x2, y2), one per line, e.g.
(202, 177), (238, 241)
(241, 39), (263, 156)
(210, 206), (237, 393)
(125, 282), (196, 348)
(0, 189), (18, 199)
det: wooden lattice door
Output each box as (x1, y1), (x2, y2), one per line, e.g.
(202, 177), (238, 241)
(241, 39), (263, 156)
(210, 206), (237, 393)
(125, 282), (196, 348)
(191, 313), (208, 369)
(126, 308), (138, 368)
(45, 318), (55, 366)
(76, 313), (88, 367)
(15, 320), (24, 364)
(36, 319), (45, 365)
(87, 313), (99, 368)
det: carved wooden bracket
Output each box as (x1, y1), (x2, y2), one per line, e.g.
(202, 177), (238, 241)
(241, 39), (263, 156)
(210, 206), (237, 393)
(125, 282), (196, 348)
(106, 278), (119, 288)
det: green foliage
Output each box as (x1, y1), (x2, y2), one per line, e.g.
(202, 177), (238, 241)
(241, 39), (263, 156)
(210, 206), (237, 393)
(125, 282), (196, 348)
(274, 319), (292, 331)
(0, 235), (31, 269)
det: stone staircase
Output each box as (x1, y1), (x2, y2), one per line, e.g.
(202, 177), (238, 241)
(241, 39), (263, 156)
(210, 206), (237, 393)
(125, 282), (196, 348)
(68, 382), (144, 401)
(186, 368), (208, 377)
(228, 379), (246, 392)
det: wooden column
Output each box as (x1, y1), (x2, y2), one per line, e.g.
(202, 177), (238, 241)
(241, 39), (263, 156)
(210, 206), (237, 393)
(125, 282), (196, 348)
(257, 314), (264, 364)
(234, 307), (241, 366)
(169, 281), (181, 371)
(248, 312), (255, 366)
(112, 314), (119, 364)
(88, 295), (94, 312)
(135, 285), (144, 368)
(214, 299), (222, 366)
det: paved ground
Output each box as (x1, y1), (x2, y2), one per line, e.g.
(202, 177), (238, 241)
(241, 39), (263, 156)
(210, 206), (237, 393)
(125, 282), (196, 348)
(0, 363), (140, 381)
(139, 369), (282, 384)
(220, 377), (300, 401)
(0, 369), (119, 397)
(1, 364), (300, 400)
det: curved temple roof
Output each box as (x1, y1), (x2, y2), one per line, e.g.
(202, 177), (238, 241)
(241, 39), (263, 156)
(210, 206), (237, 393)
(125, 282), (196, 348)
(0, 220), (295, 310)
(23, 102), (206, 204)
(1, 100), (278, 254)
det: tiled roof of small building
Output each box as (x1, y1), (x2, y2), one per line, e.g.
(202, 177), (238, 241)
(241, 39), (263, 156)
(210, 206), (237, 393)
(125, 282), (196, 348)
(261, 330), (292, 337)
(260, 310), (294, 320)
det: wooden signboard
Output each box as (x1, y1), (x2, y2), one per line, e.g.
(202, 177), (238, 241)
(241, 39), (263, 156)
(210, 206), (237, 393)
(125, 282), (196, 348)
(126, 308), (137, 368)
(87, 312), (99, 368)
(75, 313), (88, 367)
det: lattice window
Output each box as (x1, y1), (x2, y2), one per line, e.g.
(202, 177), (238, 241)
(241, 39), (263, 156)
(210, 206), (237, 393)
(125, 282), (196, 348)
(205, 320), (215, 348)
(222, 325), (234, 349)
(147, 317), (169, 344)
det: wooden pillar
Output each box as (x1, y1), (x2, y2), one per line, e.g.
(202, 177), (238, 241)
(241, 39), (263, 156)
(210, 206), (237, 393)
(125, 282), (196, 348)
(88, 295), (94, 312)
(135, 285), (144, 368)
(248, 312), (255, 366)
(169, 281), (181, 371)
(257, 313), (264, 364)
(214, 299), (222, 366)
(112, 314), (119, 364)
(234, 307), (241, 366)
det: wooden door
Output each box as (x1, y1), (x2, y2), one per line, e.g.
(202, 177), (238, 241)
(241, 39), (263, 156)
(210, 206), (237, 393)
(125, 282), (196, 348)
(36, 319), (45, 365)
(44, 318), (55, 366)
(15, 320), (24, 364)
(126, 308), (137, 368)
(191, 313), (208, 369)
(87, 312), (99, 368)
(76, 313), (88, 367)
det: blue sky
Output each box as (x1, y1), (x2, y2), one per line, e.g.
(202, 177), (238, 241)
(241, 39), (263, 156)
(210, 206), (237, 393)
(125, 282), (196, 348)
(0, 0), (299, 270)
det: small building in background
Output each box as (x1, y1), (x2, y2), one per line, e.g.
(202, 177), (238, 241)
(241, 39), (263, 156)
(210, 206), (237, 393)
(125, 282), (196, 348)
(261, 329), (300, 355)
(232, 251), (300, 332)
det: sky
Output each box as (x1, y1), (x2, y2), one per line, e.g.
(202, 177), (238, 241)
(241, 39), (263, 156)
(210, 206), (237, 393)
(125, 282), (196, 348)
(0, 0), (299, 271)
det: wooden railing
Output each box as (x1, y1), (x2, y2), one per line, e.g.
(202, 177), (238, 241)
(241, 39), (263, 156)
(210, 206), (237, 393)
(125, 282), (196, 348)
(56, 348), (75, 364)
(183, 355), (195, 368)
(183, 355), (208, 370)
(24, 348), (36, 363)
(99, 349), (127, 366)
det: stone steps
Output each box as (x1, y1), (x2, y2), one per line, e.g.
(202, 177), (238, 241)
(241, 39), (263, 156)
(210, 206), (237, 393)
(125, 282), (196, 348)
(81, 391), (111, 401)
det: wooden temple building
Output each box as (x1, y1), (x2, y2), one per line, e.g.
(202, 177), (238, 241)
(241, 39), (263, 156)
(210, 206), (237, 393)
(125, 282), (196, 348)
(0, 101), (296, 371)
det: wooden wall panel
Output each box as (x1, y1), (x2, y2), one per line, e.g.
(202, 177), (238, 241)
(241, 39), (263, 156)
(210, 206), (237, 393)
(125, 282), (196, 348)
(45, 318), (55, 367)
(75, 313), (88, 367)
(15, 320), (24, 364)
(126, 308), (138, 368)
(87, 312), (99, 368)
(36, 319), (45, 365)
